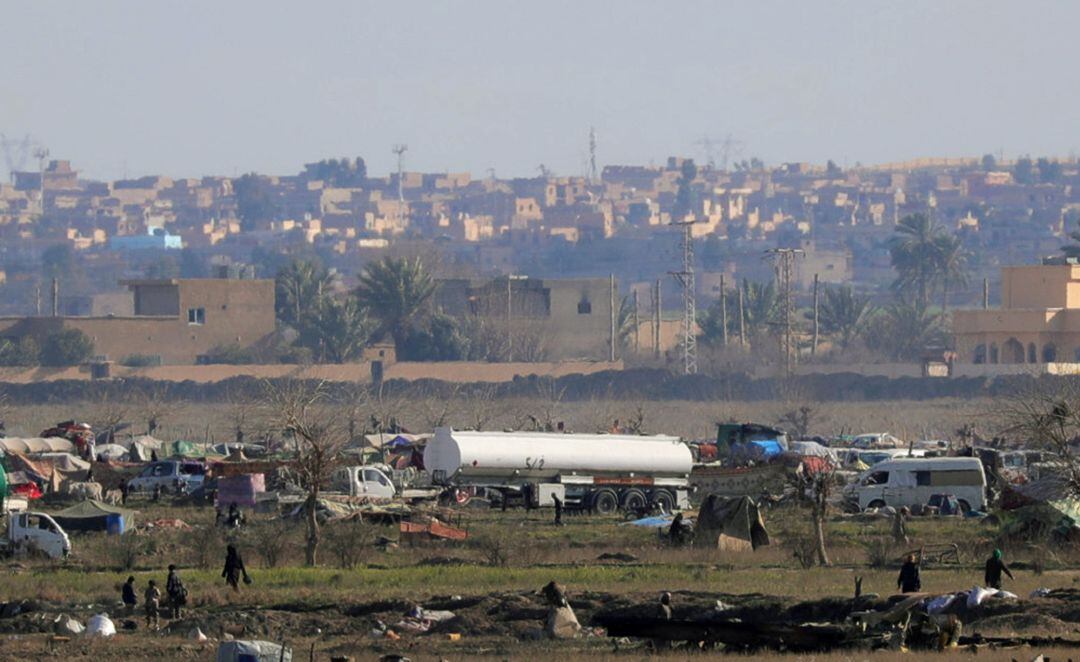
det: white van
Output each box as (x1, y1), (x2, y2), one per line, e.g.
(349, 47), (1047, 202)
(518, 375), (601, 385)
(848, 457), (986, 513)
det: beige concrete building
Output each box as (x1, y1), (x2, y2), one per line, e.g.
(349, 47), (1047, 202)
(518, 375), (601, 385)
(0, 278), (276, 365)
(954, 263), (1080, 365)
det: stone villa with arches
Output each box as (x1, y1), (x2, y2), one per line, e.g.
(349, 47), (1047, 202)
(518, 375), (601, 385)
(954, 261), (1080, 373)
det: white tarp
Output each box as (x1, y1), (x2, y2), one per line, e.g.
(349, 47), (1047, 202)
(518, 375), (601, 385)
(790, 441), (838, 462)
(0, 438), (75, 454)
(216, 640), (292, 662)
(85, 613), (116, 638)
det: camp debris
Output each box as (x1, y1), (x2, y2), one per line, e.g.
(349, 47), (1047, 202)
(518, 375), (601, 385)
(694, 494), (770, 551)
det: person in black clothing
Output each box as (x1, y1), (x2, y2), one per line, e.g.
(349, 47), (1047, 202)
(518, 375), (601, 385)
(897, 553), (921, 593)
(222, 545), (248, 591)
(669, 512), (688, 546)
(984, 549), (1014, 589)
(121, 575), (137, 615)
(552, 494), (564, 526)
(166, 564), (187, 619)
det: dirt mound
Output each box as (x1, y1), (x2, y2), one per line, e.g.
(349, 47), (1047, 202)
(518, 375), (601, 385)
(970, 612), (1076, 637)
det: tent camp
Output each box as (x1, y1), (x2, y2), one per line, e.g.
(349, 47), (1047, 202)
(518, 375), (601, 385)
(50, 500), (137, 534)
(694, 494), (770, 551)
(5, 453), (90, 493)
(0, 438), (75, 455)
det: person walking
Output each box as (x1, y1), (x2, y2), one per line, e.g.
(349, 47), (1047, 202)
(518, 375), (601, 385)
(984, 549), (1014, 589)
(144, 580), (161, 630)
(121, 576), (137, 616)
(222, 545), (248, 592)
(166, 564), (187, 619)
(897, 553), (921, 593)
(552, 494), (564, 526)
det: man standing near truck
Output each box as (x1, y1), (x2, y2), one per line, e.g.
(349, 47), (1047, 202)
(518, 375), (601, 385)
(552, 494), (564, 526)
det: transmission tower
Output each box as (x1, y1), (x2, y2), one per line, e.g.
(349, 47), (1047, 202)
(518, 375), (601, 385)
(694, 135), (717, 170)
(669, 220), (698, 375)
(764, 248), (804, 377)
(588, 127), (598, 183)
(718, 134), (743, 171)
(33, 146), (49, 216)
(391, 144), (408, 202)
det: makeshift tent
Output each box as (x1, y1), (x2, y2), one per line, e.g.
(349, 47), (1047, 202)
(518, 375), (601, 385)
(5, 453), (89, 493)
(694, 494), (770, 551)
(0, 438), (75, 455)
(0, 463), (6, 496)
(790, 441), (838, 463)
(216, 474), (265, 508)
(361, 433), (428, 450)
(127, 436), (165, 462)
(94, 444), (128, 462)
(50, 500), (137, 534)
(216, 640), (292, 662)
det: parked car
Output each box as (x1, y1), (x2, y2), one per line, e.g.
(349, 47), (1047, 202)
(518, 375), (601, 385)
(127, 460), (207, 494)
(850, 433), (905, 449)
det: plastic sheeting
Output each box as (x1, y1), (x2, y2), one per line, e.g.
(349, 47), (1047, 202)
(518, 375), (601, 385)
(85, 613), (116, 638)
(0, 438), (75, 454)
(216, 640), (292, 662)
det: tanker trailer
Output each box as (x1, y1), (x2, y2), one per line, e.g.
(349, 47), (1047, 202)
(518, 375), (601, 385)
(424, 427), (693, 514)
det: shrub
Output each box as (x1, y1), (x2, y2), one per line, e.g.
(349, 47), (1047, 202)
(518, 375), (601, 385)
(120, 353), (161, 367)
(187, 525), (227, 570)
(862, 536), (893, 568)
(250, 519), (293, 568)
(200, 344), (257, 365)
(323, 520), (378, 569)
(111, 534), (152, 571)
(0, 336), (39, 366)
(39, 328), (94, 366)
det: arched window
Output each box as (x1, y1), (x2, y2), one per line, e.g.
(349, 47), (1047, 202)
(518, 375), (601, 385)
(973, 344), (986, 364)
(1043, 343), (1058, 363)
(1028, 342), (1037, 364)
(990, 343), (999, 364)
(1004, 338), (1025, 364)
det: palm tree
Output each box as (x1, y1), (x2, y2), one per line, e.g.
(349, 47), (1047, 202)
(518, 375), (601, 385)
(935, 234), (969, 312)
(888, 214), (946, 310)
(865, 303), (948, 361)
(353, 256), (437, 347)
(315, 297), (372, 363)
(275, 259), (333, 326)
(812, 285), (875, 350)
(615, 295), (636, 354)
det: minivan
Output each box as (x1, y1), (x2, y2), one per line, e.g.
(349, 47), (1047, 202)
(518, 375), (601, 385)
(848, 457), (986, 513)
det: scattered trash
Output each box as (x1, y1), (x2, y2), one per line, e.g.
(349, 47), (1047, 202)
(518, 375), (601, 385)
(53, 614), (84, 635)
(1030, 587), (1052, 598)
(216, 640), (292, 662)
(189, 626), (208, 641)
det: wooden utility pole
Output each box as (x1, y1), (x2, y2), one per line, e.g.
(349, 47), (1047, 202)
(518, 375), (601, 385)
(738, 284), (746, 348)
(720, 274), (728, 347)
(653, 279), (661, 359)
(609, 274), (616, 362)
(506, 276), (513, 362)
(983, 277), (989, 309)
(51, 278), (59, 317)
(812, 273), (820, 357)
(632, 289), (640, 354)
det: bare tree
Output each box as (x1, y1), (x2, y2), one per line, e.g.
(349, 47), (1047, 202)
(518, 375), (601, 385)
(778, 404), (819, 439)
(266, 379), (348, 567)
(525, 379), (566, 431)
(88, 388), (130, 444)
(460, 383), (500, 431)
(997, 378), (1080, 499)
(136, 384), (172, 437)
(790, 465), (837, 567)
(417, 383), (460, 430)
(225, 388), (259, 447)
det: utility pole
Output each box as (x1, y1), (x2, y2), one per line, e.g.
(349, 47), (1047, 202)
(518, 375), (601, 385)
(34, 146), (49, 217)
(632, 289), (640, 354)
(669, 220), (698, 375)
(392, 144), (408, 203)
(609, 274), (616, 362)
(983, 277), (989, 309)
(765, 248), (805, 377)
(738, 283), (746, 348)
(506, 275), (513, 362)
(51, 278), (59, 317)
(811, 273), (820, 357)
(720, 274), (728, 347)
(653, 279), (661, 360)
(588, 127), (598, 184)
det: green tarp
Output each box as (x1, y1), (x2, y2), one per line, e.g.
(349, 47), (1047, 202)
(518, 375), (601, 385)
(51, 499), (138, 532)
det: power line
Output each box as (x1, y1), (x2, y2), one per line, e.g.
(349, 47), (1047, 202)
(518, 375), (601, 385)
(669, 220), (698, 375)
(764, 248), (803, 377)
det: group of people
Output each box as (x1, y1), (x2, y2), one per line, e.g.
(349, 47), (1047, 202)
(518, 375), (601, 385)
(898, 548), (1014, 593)
(121, 565), (187, 630)
(118, 545), (250, 630)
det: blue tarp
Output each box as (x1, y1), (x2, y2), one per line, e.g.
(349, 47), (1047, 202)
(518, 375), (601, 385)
(622, 515), (675, 527)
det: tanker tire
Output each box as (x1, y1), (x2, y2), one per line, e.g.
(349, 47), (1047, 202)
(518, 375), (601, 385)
(621, 488), (647, 512)
(650, 490), (676, 513)
(591, 489), (619, 515)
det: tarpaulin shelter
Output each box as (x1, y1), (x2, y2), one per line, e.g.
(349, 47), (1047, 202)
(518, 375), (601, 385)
(790, 441), (838, 463)
(0, 438), (75, 455)
(5, 453), (90, 493)
(694, 494), (770, 551)
(216, 640), (292, 662)
(127, 435), (165, 462)
(0, 462), (6, 496)
(51, 499), (137, 533)
(362, 433), (428, 450)
(216, 473), (265, 507)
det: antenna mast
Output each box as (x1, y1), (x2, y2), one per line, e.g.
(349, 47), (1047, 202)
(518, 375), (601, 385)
(764, 247), (804, 377)
(669, 220), (698, 375)
(391, 144), (408, 203)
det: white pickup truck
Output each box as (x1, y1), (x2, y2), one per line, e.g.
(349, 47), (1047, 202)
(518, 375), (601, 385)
(0, 511), (71, 559)
(330, 465), (441, 502)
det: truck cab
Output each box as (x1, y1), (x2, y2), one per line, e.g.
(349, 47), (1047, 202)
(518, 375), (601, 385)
(128, 461), (206, 494)
(3, 512), (70, 559)
(331, 466), (396, 499)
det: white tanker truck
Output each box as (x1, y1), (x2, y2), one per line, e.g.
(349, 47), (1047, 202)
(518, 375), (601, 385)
(423, 427), (694, 514)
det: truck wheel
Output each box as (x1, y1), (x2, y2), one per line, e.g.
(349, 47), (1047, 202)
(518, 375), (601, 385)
(650, 490), (675, 513)
(621, 489), (647, 512)
(591, 489), (619, 515)
(867, 499), (887, 510)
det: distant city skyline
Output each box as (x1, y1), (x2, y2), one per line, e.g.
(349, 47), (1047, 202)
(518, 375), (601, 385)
(3, 1), (1077, 181)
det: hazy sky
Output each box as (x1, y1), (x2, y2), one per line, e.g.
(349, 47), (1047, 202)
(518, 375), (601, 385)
(3, 1), (1078, 181)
